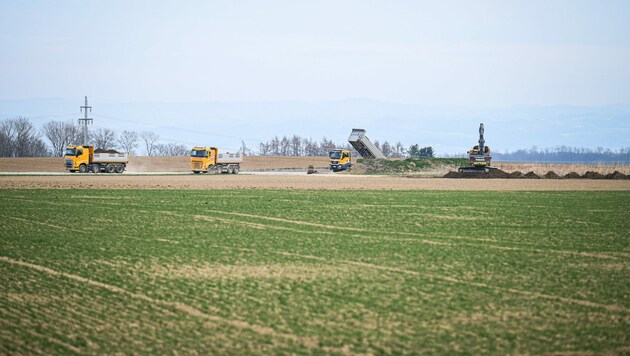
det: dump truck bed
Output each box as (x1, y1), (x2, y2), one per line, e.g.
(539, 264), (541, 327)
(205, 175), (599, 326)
(93, 152), (129, 164)
(217, 152), (243, 164)
(348, 129), (386, 159)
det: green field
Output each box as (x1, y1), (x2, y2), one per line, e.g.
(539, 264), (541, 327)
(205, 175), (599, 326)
(1, 189), (628, 354)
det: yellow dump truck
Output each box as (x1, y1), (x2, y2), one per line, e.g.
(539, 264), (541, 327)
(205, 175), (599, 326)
(191, 147), (243, 174)
(64, 145), (129, 173)
(329, 149), (352, 172)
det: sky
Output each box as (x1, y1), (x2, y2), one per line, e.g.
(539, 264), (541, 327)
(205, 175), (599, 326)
(0, 0), (629, 153)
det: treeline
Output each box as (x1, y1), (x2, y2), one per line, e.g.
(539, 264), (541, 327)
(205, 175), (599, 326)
(493, 146), (630, 163)
(0, 117), (189, 157)
(257, 135), (418, 158)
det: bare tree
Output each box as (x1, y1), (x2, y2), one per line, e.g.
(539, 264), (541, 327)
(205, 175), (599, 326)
(270, 136), (280, 155)
(319, 137), (336, 156)
(0, 119), (16, 157)
(258, 142), (270, 156)
(290, 135), (301, 156)
(154, 143), (188, 156)
(91, 128), (117, 150)
(118, 130), (139, 155)
(381, 141), (392, 157)
(42, 120), (83, 157)
(280, 135), (290, 156)
(0, 117), (49, 157)
(140, 131), (159, 156)
(394, 141), (405, 157)
(42, 121), (66, 157)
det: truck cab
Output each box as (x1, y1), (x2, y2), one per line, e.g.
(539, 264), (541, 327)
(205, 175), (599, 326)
(65, 145), (94, 173)
(329, 149), (352, 172)
(191, 147), (217, 173)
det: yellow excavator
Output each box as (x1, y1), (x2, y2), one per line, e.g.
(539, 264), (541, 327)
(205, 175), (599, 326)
(458, 123), (494, 173)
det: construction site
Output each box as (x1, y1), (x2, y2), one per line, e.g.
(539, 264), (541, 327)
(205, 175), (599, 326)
(3, 1), (630, 353)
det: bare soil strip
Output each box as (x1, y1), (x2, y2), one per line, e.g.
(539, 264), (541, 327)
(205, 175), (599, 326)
(0, 256), (341, 352)
(1, 175), (629, 190)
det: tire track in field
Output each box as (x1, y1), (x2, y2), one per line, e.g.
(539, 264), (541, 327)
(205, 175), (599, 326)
(276, 252), (630, 314)
(2, 194), (625, 260)
(0, 256), (348, 353)
(2, 215), (87, 234)
(4, 194), (625, 259)
(0, 212), (179, 245)
(200, 209), (623, 260)
(199, 243), (629, 313)
(0, 317), (82, 353)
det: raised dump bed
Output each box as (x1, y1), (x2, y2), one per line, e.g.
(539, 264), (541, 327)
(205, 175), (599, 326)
(348, 128), (386, 159)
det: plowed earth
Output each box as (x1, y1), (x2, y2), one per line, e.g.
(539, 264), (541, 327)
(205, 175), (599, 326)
(0, 175), (628, 190)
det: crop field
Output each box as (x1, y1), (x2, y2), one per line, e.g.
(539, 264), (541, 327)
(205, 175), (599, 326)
(1, 189), (629, 354)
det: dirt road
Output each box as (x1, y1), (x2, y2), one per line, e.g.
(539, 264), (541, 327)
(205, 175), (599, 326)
(0, 156), (335, 172)
(0, 174), (628, 190)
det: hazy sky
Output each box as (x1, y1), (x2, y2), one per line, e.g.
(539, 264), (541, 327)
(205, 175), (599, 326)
(1, 0), (629, 106)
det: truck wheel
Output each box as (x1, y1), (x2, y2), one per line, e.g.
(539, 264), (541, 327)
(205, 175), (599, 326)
(193, 171), (200, 174)
(227, 166), (234, 174)
(106, 164), (115, 173)
(216, 166), (222, 174)
(92, 164), (100, 173)
(115, 165), (124, 173)
(233, 166), (239, 174)
(79, 164), (87, 173)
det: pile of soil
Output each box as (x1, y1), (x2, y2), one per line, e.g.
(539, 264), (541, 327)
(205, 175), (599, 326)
(544, 171), (561, 179)
(583, 171), (605, 179)
(444, 169), (630, 179)
(94, 149), (121, 154)
(605, 171), (628, 179)
(524, 171), (541, 179)
(443, 169), (511, 179)
(443, 171), (463, 178)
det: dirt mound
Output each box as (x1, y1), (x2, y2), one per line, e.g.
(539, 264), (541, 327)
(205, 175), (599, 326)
(523, 171), (541, 179)
(605, 171), (628, 179)
(583, 171), (605, 179)
(443, 171), (462, 178)
(509, 171), (525, 178)
(94, 149), (121, 154)
(485, 169), (510, 178)
(3, 175), (628, 190)
(443, 169), (510, 179)
(543, 171), (561, 179)
(564, 172), (581, 179)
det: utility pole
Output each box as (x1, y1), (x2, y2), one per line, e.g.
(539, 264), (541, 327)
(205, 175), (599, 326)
(78, 96), (93, 145)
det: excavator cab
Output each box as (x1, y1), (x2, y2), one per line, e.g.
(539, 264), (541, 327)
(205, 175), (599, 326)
(329, 149), (352, 172)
